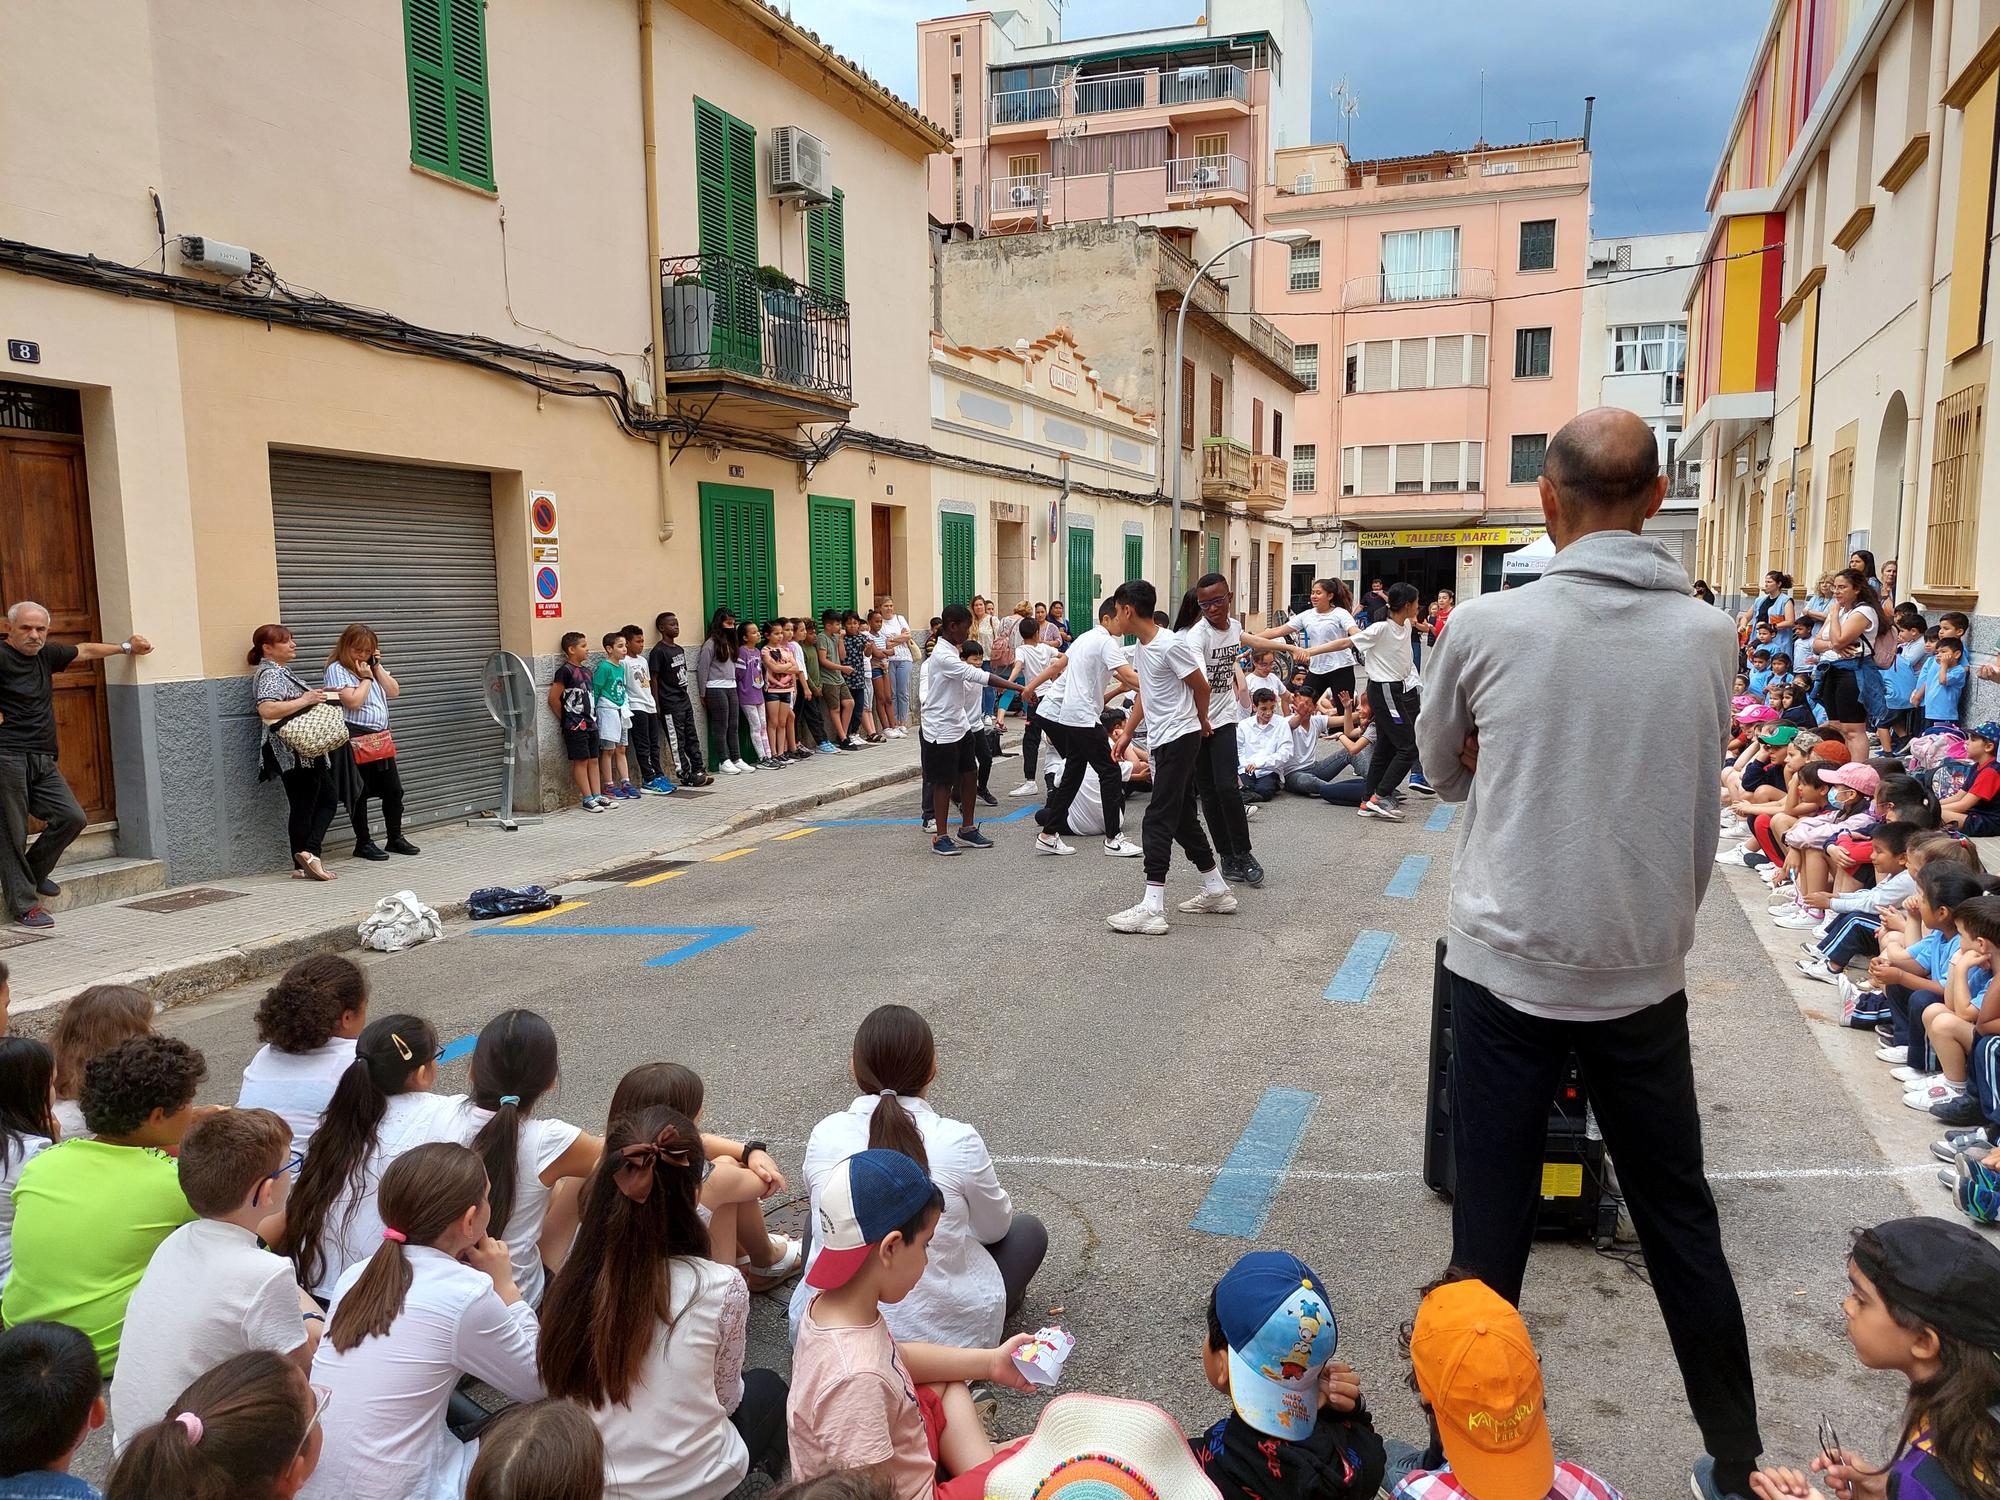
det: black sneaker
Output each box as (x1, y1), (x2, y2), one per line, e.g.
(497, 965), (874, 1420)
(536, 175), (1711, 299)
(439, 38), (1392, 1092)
(353, 843), (391, 862)
(1239, 855), (1266, 887)
(1932, 1092), (1988, 1127)
(1934, 1127), (1996, 1162)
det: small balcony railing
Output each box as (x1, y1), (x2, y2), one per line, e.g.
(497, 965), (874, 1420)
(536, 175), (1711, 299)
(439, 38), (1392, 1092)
(991, 86), (1060, 125)
(659, 253), (851, 402)
(1341, 267), (1498, 309)
(991, 173), (1050, 214)
(1160, 64), (1247, 106)
(1074, 71), (1147, 114)
(1201, 437), (1254, 501)
(1247, 453), (1288, 511)
(1167, 154), (1248, 196)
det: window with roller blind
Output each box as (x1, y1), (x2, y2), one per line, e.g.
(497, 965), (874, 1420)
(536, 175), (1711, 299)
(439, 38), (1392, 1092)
(1344, 335), (1487, 392)
(403, 0), (495, 189)
(1394, 445), (1425, 493)
(1341, 441), (1483, 496)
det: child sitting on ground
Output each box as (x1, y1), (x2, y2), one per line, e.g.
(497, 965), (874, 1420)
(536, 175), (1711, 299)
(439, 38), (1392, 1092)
(1747, 649), (1775, 700)
(1, 1035), (206, 1377)
(106, 1349), (322, 1500)
(1388, 1274), (1622, 1499)
(1941, 721), (2000, 835)
(1236, 690), (1293, 803)
(238, 953), (367, 1155)
(786, 1149), (1034, 1500)
(1284, 694), (1372, 807)
(464, 1399), (606, 1500)
(1868, 864), (1995, 1103)
(48, 984), (152, 1140)
(1721, 724), (1797, 830)
(1764, 654), (1792, 702)
(1913, 891), (2000, 1128)
(1192, 1250), (1385, 1500)
(1743, 1218), (2000, 1500)
(1914, 635), (1969, 735)
(1796, 821), (1921, 985)
(0, 1321), (105, 1499)
(1775, 764), (1881, 923)
(110, 1107), (319, 1452)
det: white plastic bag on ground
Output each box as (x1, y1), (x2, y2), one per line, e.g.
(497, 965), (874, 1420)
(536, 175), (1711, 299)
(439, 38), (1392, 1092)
(357, 889), (443, 952)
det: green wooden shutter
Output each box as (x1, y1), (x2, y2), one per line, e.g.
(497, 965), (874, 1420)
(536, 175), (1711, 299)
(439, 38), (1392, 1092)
(404, 0), (494, 190)
(700, 484), (777, 626)
(1123, 532), (1143, 582)
(1206, 532), (1222, 577)
(808, 189), (847, 299)
(1067, 527), (1095, 621)
(940, 512), (975, 607)
(695, 99), (761, 372)
(808, 495), (856, 615)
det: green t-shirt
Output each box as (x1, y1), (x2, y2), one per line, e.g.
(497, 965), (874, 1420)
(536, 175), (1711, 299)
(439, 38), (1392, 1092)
(591, 658), (627, 707)
(2, 1139), (196, 1376)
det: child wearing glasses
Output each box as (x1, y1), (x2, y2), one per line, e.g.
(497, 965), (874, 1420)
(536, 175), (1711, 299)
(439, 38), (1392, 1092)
(110, 1108), (321, 1452)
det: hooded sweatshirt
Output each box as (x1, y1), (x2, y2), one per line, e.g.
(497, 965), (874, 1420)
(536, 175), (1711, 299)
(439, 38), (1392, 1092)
(1415, 531), (1734, 1017)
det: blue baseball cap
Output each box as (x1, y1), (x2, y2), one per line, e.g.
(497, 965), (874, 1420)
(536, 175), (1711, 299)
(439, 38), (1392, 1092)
(1970, 721), (2000, 745)
(1213, 1251), (1340, 1438)
(806, 1149), (937, 1290)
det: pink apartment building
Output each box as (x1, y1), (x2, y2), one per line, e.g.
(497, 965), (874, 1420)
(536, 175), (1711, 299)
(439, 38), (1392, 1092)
(1258, 137), (1592, 603)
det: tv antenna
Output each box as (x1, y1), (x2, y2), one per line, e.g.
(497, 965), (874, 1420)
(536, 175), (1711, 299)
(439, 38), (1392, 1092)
(1331, 77), (1360, 150)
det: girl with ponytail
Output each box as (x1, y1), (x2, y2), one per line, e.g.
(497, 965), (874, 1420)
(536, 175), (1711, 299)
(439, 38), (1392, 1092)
(306, 1142), (542, 1500)
(540, 1106), (788, 1499)
(265, 1014), (460, 1300)
(443, 1010), (601, 1306)
(105, 1350), (322, 1500)
(788, 1004), (1048, 1349)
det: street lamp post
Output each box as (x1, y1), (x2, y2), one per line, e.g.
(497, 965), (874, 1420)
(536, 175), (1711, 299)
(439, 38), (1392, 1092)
(1166, 227), (1312, 604)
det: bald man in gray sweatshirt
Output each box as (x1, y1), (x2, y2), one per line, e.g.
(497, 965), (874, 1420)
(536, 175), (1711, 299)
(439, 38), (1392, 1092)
(1415, 408), (1761, 1500)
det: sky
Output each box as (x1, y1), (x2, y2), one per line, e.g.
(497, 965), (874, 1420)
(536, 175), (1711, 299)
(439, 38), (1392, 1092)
(781, 0), (1769, 236)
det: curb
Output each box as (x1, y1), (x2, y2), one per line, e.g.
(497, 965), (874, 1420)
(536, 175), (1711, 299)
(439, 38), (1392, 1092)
(19, 762), (922, 1021)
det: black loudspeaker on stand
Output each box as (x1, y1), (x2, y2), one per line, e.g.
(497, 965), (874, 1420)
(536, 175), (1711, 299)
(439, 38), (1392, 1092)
(1421, 938), (1621, 1244)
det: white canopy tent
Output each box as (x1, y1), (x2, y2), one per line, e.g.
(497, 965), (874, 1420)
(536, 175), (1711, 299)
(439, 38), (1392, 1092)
(1500, 532), (1557, 576)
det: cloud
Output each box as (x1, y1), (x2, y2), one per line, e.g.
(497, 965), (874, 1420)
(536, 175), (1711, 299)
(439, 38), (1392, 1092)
(780, 0), (1765, 235)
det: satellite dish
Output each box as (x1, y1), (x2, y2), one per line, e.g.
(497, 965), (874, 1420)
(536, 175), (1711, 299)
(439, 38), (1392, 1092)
(470, 651), (543, 831)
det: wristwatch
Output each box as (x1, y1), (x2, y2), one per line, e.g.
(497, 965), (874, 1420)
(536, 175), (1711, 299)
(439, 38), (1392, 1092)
(120, 640), (133, 654)
(740, 1140), (768, 1164)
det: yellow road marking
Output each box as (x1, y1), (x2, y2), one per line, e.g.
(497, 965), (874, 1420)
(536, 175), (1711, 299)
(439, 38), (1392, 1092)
(502, 900), (589, 927)
(708, 847), (756, 862)
(771, 828), (818, 841)
(627, 870), (685, 887)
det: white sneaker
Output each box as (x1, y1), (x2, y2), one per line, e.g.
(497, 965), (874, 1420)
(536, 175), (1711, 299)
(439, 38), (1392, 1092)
(1891, 1064), (1927, 1082)
(1875, 1042), (1908, 1063)
(1009, 782), (1038, 797)
(1767, 899), (1797, 914)
(1178, 889), (1239, 914)
(1107, 903), (1169, 935)
(1244, 803), (1260, 819)
(719, 760), (743, 775)
(1102, 835), (1142, 857)
(1714, 845), (1751, 865)
(1907, 1081), (1965, 1111)
(1036, 833), (1076, 856)
(890, 727), (908, 738)
(1773, 909), (1824, 929)
(1357, 796), (1404, 821)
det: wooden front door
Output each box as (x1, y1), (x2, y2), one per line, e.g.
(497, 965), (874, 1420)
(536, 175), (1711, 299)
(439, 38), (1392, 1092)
(0, 426), (114, 823)
(870, 504), (893, 603)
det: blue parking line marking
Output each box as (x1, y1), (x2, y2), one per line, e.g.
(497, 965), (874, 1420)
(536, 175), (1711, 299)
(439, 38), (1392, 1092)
(994, 803), (1044, 824)
(1385, 855), (1431, 899)
(1424, 804), (1457, 833)
(1324, 930), (1393, 1002)
(471, 923), (755, 968)
(1190, 1088), (1319, 1238)
(438, 1034), (476, 1064)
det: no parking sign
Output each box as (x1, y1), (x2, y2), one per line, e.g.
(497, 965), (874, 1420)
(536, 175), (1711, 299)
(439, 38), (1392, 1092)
(533, 562), (562, 619)
(530, 489), (562, 617)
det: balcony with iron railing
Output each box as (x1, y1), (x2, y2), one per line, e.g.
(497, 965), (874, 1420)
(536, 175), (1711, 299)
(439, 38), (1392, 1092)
(989, 62), (1248, 129)
(659, 253), (853, 425)
(1340, 267), (1499, 310)
(1166, 154), (1248, 199)
(991, 173), (1051, 216)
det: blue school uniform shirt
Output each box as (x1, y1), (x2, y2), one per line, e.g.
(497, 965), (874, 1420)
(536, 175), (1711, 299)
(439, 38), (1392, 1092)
(1924, 661), (1967, 724)
(1910, 931), (1994, 1003)
(1883, 641), (1925, 710)
(1747, 668), (1774, 697)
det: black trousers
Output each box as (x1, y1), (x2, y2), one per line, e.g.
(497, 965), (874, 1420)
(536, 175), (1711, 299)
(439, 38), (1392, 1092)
(728, 1366), (790, 1476)
(1039, 722), (1123, 839)
(0, 750), (85, 918)
(1446, 973), (1762, 1464)
(281, 764), (340, 859)
(1141, 731), (1216, 884)
(660, 695), (702, 778)
(986, 1212), (1049, 1318)
(704, 686), (740, 765)
(1192, 720), (1252, 862)
(629, 709), (663, 782)
(1362, 681), (1420, 798)
(349, 753), (406, 847)
(1021, 715), (1047, 781)
(797, 690), (827, 746)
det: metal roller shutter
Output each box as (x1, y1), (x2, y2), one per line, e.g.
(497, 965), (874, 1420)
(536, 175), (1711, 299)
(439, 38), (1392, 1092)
(271, 453), (504, 829)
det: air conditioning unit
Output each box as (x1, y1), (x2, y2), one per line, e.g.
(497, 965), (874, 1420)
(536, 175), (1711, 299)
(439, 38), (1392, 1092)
(1009, 183), (1040, 207)
(770, 125), (832, 204)
(1190, 165), (1220, 188)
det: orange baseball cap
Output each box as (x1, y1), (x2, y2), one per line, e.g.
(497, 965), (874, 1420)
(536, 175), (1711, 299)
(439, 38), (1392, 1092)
(1408, 1280), (1555, 1500)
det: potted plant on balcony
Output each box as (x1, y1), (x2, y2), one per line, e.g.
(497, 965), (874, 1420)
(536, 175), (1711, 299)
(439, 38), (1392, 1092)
(757, 264), (808, 385)
(664, 271), (716, 372)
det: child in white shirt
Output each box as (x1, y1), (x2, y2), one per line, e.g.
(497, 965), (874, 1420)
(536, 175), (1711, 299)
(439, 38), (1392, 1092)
(1235, 691), (1294, 802)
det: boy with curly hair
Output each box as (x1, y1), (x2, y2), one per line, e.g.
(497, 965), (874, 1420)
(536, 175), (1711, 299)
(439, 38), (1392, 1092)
(0, 1034), (207, 1376)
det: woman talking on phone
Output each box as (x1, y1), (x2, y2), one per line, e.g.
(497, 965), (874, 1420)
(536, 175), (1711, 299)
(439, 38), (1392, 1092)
(324, 624), (418, 862)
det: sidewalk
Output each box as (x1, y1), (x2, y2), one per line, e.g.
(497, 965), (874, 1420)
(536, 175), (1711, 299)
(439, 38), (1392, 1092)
(4, 742), (922, 1018)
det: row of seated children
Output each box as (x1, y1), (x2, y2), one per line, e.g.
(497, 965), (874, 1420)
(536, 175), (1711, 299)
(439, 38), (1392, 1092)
(1234, 691), (1378, 807)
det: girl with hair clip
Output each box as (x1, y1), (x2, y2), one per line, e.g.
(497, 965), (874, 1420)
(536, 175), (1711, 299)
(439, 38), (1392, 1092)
(48, 982), (153, 1139)
(305, 1142), (542, 1500)
(0, 1037), (56, 1293)
(598, 1063), (801, 1283)
(540, 1106), (790, 1499)
(1747, 1217), (2000, 1500)
(466, 1399), (606, 1500)
(789, 1005), (1046, 1348)
(238, 954), (369, 1154)
(105, 1349), (325, 1500)
(265, 1015), (461, 1302)
(442, 1010), (600, 1308)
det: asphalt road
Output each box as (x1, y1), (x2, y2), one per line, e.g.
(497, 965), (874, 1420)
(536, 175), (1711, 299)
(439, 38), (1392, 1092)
(104, 776), (1926, 1492)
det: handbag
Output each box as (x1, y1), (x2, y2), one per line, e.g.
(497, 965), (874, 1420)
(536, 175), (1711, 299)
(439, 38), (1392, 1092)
(275, 701), (350, 757)
(351, 729), (396, 764)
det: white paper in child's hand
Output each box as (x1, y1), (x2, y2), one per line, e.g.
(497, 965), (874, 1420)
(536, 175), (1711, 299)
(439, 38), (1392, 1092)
(1011, 1326), (1075, 1387)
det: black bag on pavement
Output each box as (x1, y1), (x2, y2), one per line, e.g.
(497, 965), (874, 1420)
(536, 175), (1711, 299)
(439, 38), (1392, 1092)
(466, 885), (560, 921)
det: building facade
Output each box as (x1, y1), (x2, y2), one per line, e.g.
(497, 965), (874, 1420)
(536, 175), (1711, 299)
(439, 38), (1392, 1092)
(0, 0), (944, 885)
(1257, 137), (1591, 603)
(916, 0), (1313, 236)
(1687, 0), (2000, 721)
(1579, 231), (1705, 571)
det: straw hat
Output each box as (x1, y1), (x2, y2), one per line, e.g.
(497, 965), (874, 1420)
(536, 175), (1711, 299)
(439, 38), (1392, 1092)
(984, 1394), (1223, 1500)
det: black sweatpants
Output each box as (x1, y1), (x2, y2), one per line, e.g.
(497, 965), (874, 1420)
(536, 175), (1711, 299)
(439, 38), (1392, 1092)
(1039, 721), (1123, 839)
(1192, 720), (1251, 863)
(629, 710), (663, 783)
(1141, 731), (1216, 884)
(1021, 714), (1048, 781)
(1362, 680), (1420, 798)
(1446, 972), (1762, 1465)
(728, 1366), (790, 1476)
(349, 753), (407, 847)
(660, 695), (702, 778)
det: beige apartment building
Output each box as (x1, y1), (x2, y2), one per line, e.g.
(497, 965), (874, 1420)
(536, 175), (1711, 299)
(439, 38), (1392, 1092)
(1689, 0), (2000, 722)
(0, 0), (944, 884)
